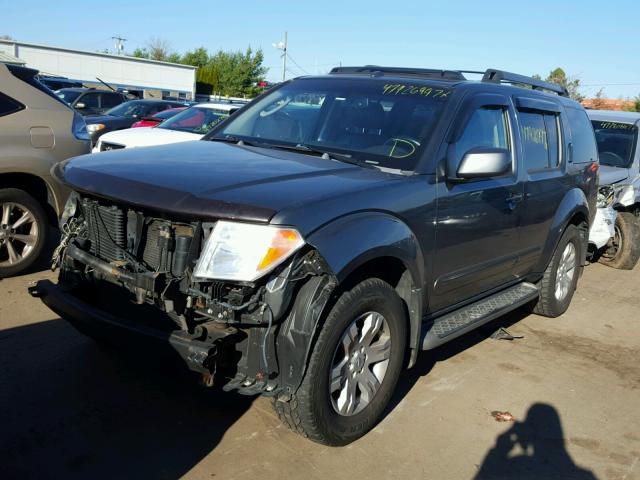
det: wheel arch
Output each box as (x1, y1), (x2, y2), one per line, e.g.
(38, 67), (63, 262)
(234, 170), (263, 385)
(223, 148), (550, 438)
(0, 172), (60, 226)
(535, 188), (590, 273)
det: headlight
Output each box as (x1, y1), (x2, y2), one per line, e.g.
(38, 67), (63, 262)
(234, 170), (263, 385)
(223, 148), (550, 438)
(613, 184), (635, 206)
(87, 124), (105, 133)
(193, 221), (305, 282)
(59, 191), (79, 227)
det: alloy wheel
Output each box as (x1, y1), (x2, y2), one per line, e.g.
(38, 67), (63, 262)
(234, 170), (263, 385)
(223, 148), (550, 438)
(0, 202), (39, 267)
(329, 311), (391, 416)
(555, 242), (576, 301)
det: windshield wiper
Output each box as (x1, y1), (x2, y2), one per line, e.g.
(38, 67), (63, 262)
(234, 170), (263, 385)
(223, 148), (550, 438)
(261, 143), (374, 168)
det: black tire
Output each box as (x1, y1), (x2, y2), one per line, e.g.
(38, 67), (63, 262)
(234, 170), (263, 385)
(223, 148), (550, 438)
(598, 211), (640, 270)
(533, 224), (582, 318)
(0, 188), (49, 278)
(272, 278), (407, 445)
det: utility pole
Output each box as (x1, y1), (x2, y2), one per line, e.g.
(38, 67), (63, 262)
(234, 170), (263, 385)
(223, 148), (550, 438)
(273, 32), (287, 82)
(112, 36), (127, 55)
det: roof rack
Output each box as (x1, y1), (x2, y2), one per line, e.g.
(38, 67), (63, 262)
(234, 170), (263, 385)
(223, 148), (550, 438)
(481, 69), (569, 97)
(328, 66), (569, 97)
(330, 66), (466, 81)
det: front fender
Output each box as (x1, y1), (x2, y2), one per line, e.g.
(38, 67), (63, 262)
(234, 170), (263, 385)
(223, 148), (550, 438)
(535, 188), (589, 273)
(307, 211), (424, 286)
(307, 211), (425, 362)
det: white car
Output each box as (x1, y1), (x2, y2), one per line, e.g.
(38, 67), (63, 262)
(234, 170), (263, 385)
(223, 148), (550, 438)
(92, 103), (239, 152)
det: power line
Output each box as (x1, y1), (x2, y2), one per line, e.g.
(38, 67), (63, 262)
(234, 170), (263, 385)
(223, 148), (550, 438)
(286, 53), (311, 75)
(112, 36), (127, 56)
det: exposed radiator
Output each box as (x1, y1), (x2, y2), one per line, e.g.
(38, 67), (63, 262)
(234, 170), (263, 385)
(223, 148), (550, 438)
(82, 200), (126, 263)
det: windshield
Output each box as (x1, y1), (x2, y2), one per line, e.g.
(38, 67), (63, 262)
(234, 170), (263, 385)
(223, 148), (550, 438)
(208, 78), (451, 171)
(158, 107), (229, 134)
(592, 120), (638, 168)
(55, 89), (82, 105)
(106, 101), (163, 118)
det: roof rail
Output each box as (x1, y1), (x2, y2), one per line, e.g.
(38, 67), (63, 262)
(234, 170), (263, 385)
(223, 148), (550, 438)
(330, 66), (466, 81)
(482, 69), (569, 97)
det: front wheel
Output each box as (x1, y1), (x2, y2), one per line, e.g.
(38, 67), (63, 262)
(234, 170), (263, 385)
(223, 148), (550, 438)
(272, 278), (407, 445)
(598, 211), (640, 270)
(533, 224), (582, 318)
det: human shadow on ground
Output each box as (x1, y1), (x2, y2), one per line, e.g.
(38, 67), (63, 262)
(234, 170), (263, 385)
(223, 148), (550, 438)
(0, 317), (255, 480)
(474, 403), (597, 480)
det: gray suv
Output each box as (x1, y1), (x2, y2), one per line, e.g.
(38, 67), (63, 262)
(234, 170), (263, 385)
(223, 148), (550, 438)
(32, 67), (598, 445)
(0, 63), (91, 277)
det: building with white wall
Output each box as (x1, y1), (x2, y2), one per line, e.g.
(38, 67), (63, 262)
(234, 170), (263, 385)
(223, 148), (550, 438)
(0, 39), (197, 98)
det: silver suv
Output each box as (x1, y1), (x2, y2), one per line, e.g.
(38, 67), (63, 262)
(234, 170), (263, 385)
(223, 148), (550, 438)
(0, 63), (90, 277)
(587, 110), (640, 269)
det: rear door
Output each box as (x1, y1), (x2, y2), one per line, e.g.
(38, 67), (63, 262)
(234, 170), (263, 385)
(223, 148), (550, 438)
(431, 93), (524, 311)
(512, 96), (569, 275)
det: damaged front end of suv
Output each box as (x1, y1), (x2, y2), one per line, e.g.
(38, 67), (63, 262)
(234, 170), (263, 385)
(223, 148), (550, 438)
(32, 189), (337, 397)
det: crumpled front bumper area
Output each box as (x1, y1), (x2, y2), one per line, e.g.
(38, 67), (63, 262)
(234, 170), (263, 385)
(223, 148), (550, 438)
(28, 280), (217, 376)
(588, 206), (617, 250)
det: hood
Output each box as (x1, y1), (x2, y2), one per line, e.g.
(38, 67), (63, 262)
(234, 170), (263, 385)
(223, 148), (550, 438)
(85, 115), (136, 128)
(54, 140), (393, 224)
(599, 164), (629, 186)
(97, 127), (201, 148)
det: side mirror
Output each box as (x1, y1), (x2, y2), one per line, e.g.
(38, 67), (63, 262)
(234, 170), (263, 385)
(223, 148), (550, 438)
(451, 147), (511, 180)
(75, 102), (85, 109)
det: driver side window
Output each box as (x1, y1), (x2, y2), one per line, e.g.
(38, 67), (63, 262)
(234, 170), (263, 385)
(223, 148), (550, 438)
(457, 107), (509, 160)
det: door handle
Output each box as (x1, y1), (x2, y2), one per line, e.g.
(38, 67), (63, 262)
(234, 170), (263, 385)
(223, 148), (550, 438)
(506, 193), (523, 210)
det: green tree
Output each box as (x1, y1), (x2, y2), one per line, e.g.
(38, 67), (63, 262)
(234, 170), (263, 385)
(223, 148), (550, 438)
(131, 47), (149, 59)
(181, 47), (210, 68)
(197, 47), (266, 97)
(544, 68), (584, 102)
(623, 95), (640, 112)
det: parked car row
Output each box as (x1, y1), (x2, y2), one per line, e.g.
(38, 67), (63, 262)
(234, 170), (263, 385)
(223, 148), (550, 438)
(92, 103), (239, 152)
(2, 63), (639, 447)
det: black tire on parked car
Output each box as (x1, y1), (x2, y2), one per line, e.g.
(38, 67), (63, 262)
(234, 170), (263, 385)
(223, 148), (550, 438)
(598, 211), (640, 270)
(272, 278), (407, 446)
(533, 224), (582, 318)
(0, 188), (48, 278)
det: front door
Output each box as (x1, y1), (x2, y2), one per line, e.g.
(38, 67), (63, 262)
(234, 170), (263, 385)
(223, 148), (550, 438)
(431, 95), (524, 312)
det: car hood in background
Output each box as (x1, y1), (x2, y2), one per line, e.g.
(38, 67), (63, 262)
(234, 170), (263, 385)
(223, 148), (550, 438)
(54, 140), (393, 225)
(84, 115), (137, 129)
(95, 127), (201, 150)
(599, 164), (630, 186)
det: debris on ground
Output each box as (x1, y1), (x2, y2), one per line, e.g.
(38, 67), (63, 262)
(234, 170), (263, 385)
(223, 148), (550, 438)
(491, 327), (524, 341)
(491, 411), (516, 422)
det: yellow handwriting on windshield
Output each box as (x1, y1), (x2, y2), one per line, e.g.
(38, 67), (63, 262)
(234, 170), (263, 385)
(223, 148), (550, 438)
(382, 84), (450, 98)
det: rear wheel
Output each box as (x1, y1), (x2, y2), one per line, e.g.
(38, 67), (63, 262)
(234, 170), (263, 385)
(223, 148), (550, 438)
(598, 211), (640, 270)
(272, 278), (407, 445)
(0, 188), (48, 278)
(533, 224), (582, 318)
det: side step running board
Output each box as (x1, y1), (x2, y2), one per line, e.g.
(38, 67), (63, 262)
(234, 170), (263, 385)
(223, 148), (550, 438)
(421, 282), (539, 350)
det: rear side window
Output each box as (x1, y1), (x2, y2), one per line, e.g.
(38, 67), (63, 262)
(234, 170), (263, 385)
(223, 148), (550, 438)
(0, 92), (24, 117)
(101, 93), (124, 108)
(565, 108), (598, 164)
(519, 111), (560, 170)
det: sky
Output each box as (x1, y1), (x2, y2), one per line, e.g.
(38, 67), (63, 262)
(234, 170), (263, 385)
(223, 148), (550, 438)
(2, 0), (639, 99)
